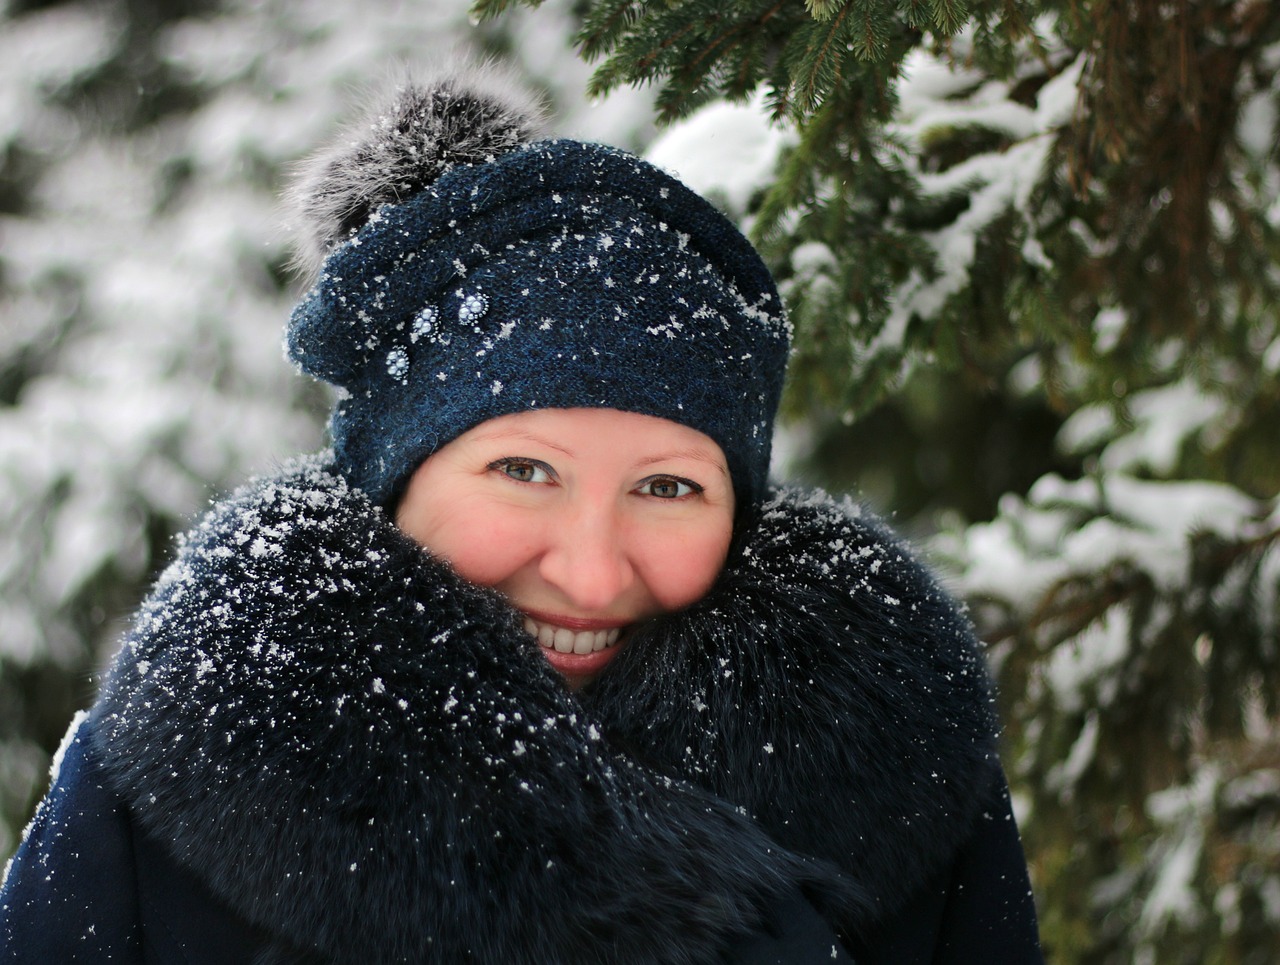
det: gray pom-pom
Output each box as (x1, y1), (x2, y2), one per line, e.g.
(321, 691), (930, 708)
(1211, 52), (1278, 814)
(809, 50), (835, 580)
(287, 62), (547, 277)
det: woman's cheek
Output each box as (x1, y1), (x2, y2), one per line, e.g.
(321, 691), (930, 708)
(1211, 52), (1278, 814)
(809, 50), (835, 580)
(643, 531), (731, 611)
(443, 511), (538, 588)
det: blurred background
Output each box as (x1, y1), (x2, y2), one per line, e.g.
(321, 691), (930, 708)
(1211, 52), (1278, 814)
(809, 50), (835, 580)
(1, 1), (1277, 962)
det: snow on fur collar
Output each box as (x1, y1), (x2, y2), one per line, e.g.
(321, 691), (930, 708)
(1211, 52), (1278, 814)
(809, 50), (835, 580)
(89, 457), (998, 963)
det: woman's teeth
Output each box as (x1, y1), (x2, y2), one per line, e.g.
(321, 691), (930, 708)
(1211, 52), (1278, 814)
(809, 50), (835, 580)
(523, 617), (622, 655)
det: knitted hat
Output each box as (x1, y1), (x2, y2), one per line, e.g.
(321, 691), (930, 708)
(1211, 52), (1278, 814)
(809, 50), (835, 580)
(286, 69), (791, 508)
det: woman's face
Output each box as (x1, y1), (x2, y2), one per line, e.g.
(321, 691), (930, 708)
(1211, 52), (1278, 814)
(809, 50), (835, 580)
(396, 408), (735, 689)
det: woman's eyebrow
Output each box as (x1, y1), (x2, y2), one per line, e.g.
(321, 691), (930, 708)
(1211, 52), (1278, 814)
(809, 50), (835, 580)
(635, 449), (730, 476)
(469, 429), (575, 457)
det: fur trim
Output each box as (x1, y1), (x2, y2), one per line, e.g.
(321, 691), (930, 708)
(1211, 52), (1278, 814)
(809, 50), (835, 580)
(590, 490), (1001, 930)
(286, 62), (547, 277)
(89, 458), (998, 962)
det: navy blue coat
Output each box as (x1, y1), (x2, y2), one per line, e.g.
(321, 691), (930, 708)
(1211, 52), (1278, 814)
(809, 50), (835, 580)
(1, 460), (1042, 963)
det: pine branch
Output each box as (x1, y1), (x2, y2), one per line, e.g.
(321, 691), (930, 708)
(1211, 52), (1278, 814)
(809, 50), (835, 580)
(804, 0), (844, 21)
(587, 0), (793, 121)
(469, 0), (546, 22)
(849, 0), (892, 60)
(752, 95), (846, 241)
(579, 0), (659, 64)
(900, 0), (933, 29)
(787, 5), (857, 115)
(979, 565), (1149, 648)
(928, 0), (970, 35)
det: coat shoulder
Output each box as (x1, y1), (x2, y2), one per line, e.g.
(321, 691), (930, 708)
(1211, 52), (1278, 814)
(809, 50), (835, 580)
(0, 715), (282, 964)
(0, 714), (141, 961)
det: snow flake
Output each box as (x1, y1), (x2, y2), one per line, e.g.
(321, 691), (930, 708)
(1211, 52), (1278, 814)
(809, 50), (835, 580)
(249, 537), (280, 558)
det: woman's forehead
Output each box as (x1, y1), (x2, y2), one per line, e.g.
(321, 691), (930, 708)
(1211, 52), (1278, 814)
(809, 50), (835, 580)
(457, 408), (729, 466)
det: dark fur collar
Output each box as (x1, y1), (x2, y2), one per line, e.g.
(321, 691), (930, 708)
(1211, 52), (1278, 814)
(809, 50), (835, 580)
(89, 458), (998, 963)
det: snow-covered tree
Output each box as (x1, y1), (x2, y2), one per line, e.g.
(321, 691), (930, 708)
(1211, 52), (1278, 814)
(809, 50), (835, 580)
(473, 1), (1280, 961)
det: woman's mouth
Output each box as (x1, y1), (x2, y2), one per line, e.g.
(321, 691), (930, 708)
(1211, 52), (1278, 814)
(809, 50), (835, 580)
(522, 616), (622, 655)
(519, 613), (628, 687)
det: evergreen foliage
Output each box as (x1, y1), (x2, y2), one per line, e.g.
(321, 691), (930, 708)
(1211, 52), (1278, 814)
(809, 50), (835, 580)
(474, 1), (1280, 962)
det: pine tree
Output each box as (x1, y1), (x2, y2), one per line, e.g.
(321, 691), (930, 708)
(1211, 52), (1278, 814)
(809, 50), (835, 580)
(473, 1), (1280, 961)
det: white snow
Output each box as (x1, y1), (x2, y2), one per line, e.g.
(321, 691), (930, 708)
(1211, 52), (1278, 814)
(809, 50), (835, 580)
(1238, 90), (1278, 160)
(1092, 306), (1128, 353)
(1046, 710), (1100, 797)
(870, 53), (1090, 360)
(645, 92), (796, 218)
(939, 469), (1262, 613)
(1138, 767), (1219, 936)
(885, 136), (1053, 345)
(1044, 607), (1130, 715)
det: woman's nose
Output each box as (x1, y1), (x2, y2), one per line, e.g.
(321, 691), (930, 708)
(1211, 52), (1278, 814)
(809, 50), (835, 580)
(537, 505), (635, 611)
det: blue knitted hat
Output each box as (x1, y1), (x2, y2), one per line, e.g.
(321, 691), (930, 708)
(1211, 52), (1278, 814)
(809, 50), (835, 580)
(286, 73), (790, 508)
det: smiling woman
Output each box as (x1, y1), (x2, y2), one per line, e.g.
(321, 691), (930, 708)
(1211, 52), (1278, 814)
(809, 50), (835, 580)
(0, 64), (1043, 964)
(396, 409), (736, 690)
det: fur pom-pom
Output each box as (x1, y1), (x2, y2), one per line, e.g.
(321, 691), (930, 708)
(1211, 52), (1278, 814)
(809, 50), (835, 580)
(287, 62), (547, 277)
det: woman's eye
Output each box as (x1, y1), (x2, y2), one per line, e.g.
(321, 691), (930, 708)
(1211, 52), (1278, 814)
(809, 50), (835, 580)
(494, 460), (552, 484)
(639, 476), (699, 499)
